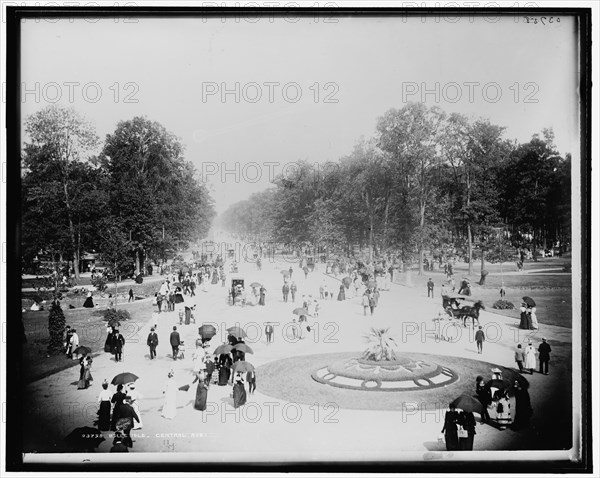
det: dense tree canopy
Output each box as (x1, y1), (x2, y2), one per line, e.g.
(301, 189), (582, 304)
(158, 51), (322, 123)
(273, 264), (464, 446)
(22, 107), (216, 276)
(219, 103), (571, 272)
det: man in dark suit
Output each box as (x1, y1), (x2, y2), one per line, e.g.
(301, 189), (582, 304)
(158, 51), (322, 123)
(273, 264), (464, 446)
(538, 338), (552, 374)
(112, 329), (125, 362)
(170, 326), (181, 360)
(147, 327), (159, 359)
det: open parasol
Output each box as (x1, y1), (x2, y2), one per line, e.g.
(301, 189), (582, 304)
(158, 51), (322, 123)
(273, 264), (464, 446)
(213, 344), (233, 355)
(72, 346), (92, 356)
(232, 360), (255, 374)
(280, 270), (290, 276)
(111, 372), (139, 386)
(232, 343), (254, 354)
(250, 282), (263, 288)
(226, 326), (247, 338)
(450, 394), (484, 415)
(522, 296), (536, 307)
(293, 307), (308, 316)
(198, 324), (217, 340)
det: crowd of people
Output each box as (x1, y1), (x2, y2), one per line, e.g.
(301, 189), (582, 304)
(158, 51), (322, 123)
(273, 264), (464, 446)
(52, 245), (560, 454)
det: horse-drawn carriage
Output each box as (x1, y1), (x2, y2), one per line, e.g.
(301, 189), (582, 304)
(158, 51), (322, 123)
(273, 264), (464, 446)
(442, 293), (485, 327)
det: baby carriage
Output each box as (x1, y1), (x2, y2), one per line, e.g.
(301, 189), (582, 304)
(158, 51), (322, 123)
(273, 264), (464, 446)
(177, 341), (186, 360)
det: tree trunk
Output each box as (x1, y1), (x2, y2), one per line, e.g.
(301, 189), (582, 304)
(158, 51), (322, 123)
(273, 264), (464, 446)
(135, 248), (141, 276)
(479, 248), (486, 285)
(418, 202), (425, 276)
(466, 170), (473, 275)
(467, 224), (473, 275)
(62, 180), (80, 280)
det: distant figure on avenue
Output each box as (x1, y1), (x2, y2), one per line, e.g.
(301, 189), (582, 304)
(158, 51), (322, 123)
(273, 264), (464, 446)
(247, 370), (256, 394)
(362, 293), (370, 316)
(128, 288), (134, 302)
(538, 338), (551, 374)
(474, 326), (485, 354)
(524, 342), (536, 374)
(337, 284), (345, 301)
(290, 281), (297, 302)
(427, 278), (434, 298)
(147, 327), (158, 359)
(259, 287), (266, 306)
(514, 344), (525, 372)
(170, 326), (181, 360)
(282, 282), (290, 302)
(265, 323), (274, 344)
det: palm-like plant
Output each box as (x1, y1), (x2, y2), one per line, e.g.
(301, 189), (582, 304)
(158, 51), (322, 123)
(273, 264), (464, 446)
(361, 327), (398, 361)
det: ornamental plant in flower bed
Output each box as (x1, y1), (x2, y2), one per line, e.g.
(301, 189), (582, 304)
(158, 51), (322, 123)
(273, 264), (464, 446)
(492, 299), (515, 310)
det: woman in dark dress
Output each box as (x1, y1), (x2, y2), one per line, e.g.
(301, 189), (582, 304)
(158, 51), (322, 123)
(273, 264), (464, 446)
(259, 287), (266, 306)
(337, 284), (345, 301)
(192, 373), (208, 411)
(218, 355), (232, 386)
(77, 356), (86, 389)
(441, 404), (460, 451)
(97, 381), (112, 431)
(475, 376), (491, 423)
(110, 384), (128, 431)
(458, 411), (476, 450)
(104, 325), (113, 352)
(232, 374), (247, 409)
(512, 381), (533, 430)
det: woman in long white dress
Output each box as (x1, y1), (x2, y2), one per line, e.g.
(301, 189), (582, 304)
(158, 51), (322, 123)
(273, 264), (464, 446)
(524, 343), (537, 374)
(161, 371), (178, 419)
(530, 307), (539, 329)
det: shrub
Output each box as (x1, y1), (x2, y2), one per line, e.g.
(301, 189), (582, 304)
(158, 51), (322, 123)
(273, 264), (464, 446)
(493, 299), (515, 310)
(47, 301), (66, 355)
(91, 275), (109, 292)
(102, 308), (131, 328)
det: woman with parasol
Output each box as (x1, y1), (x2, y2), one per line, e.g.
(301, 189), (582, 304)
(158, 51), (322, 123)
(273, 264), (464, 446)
(192, 371), (209, 411)
(232, 372), (247, 409)
(110, 384), (128, 431)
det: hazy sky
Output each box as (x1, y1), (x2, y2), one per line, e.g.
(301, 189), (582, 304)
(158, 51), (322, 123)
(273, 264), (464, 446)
(20, 13), (579, 214)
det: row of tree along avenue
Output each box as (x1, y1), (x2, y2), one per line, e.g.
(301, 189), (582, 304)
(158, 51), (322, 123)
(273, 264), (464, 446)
(22, 106), (216, 280)
(219, 103), (571, 276)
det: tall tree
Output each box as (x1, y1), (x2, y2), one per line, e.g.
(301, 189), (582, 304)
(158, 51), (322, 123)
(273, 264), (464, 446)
(23, 106), (100, 279)
(377, 103), (446, 274)
(101, 117), (215, 273)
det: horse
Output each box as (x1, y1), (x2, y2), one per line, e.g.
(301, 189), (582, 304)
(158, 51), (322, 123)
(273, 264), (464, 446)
(458, 300), (485, 327)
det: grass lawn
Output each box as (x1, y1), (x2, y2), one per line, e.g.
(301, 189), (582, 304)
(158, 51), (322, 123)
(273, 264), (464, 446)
(21, 299), (154, 383)
(21, 277), (165, 309)
(404, 256), (573, 329)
